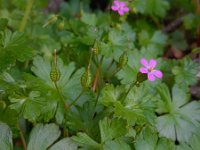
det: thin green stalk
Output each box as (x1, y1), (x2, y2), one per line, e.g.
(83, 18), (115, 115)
(109, 67), (121, 78)
(121, 82), (137, 104)
(107, 59), (114, 70)
(68, 89), (85, 107)
(17, 123), (26, 150)
(19, 0), (34, 32)
(54, 82), (68, 108)
(92, 56), (104, 115)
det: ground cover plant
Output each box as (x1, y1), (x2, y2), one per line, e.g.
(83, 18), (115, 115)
(0, 0), (200, 149)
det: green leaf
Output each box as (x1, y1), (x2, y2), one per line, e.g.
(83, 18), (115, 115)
(81, 13), (97, 26)
(155, 138), (175, 150)
(72, 132), (100, 149)
(139, 30), (167, 48)
(169, 31), (188, 50)
(9, 89), (57, 122)
(0, 18), (8, 31)
(134, 0), (170, 18)
(0, 123), (13, 150)
(99, 117), (127, 143)
(115, 84), (157, 125)
(103, 139), (131, 150)
(156, 84), (200, 143)
(66, 101), (104, 139)
(49, 138), (78, 150)
(172, 58), (198, 86)
(0, 30), (34, 73)
(0, 73), (56, 123)
(109, 29), (127, 46)
(31, 56), (84, 101)
(27, 123), (61, 150)
(183, 14), (200, 30)
(135, 127), (158, 150)
(135, 127), (176, 150)
(150, 31), (167, 46)
(188, 134), (200, 150)
(99, 84), (124, 107)
(0, 107), (18, 127)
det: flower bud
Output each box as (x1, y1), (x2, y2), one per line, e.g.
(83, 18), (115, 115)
(57, 21), (65, 31)
(136, 72), (147, 86)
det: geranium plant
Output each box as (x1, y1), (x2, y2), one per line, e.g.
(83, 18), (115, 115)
(0, 0), (200, 150)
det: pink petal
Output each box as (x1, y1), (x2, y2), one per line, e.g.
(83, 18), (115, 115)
(149, 59), (157, 68)
(148, 73), (156, 81)
(119, 1), (125, 7)
(114, 0), (119, 5)
(152, 70), (163, 78)
(140, 58), (149, 67)
(111, 6), (118, 11)
(139, 67), (148, 73)
(118, 10), (124, 15)
(123, 7), (129, 12)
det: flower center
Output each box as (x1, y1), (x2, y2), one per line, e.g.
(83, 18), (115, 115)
(117, 4), (123, 10)
(148, 67), (154, 72)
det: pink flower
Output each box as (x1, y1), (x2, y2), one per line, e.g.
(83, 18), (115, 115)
(111, 0), (129, 16)
(139, 58), (163, 82)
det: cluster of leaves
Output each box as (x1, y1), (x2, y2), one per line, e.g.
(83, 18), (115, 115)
(0, 0), (200, 150)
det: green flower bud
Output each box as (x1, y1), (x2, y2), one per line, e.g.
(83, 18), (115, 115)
(57, 21), (65, 31)
(136, 72), (147, 86)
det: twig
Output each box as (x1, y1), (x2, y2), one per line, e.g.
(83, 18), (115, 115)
(162, 15), (185, 33)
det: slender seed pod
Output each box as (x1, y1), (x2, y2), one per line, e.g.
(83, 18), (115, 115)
(93, 42), (99, 55)
(81, 69), (92, 88)
(50, 49), (60, 82)
(118, 52), (128, 68)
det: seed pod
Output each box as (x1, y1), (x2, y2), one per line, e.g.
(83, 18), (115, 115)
(50, 65), (60, 82)
(81, 70), (92, 88)
(118, 52), (128, 68)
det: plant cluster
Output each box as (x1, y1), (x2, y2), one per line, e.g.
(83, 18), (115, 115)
(0, 0), (200, 150)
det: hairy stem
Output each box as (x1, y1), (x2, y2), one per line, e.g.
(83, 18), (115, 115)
(19, 0), (34, 32)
